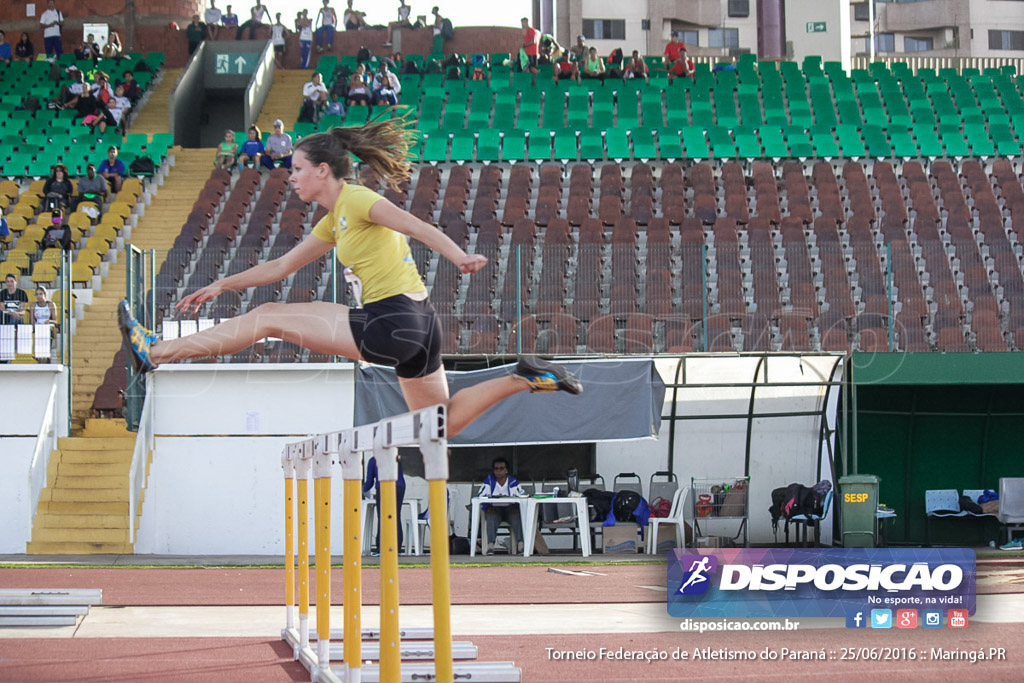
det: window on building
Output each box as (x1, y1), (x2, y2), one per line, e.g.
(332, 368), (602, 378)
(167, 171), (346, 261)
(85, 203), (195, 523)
(873, 33), (895, 52)
(583, 19), (626, 41)
(904, 36), (934, 52)
(680, 30), (699, 47)
(989, 30), (1024, 50)
(853, 3), (870, 22)
(708, 28), (740, 50)
(728, 0), (750, 18)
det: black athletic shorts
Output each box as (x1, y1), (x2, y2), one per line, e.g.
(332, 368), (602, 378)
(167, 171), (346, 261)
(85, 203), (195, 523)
(348, 294), (443, 378)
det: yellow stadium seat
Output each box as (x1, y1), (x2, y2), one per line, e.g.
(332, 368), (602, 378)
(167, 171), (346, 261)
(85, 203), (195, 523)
(121, 178), (143, 198)
(51, 289), (77, 316)
(4, 215), (27, 233)
(71, 261), (95, 286)
(0, 180), (19, 201)
(1, 252), (30, 276)
(72, 206), (98, 224)
(113, 191), (138, 209)
(85, 235), (112, 253)
(10, 204), (36, 220)
(28, 179), (46, 195)
(31, 260), (59, 285)
(19, 193), (41, 209)
(93, 224), (119, 244)
(0, 196), (10, 212)
(98, 214), (125, 233)
(40, 248), (65, 263)
(107, 202), (132, 222)
(75, 250), (102, 271)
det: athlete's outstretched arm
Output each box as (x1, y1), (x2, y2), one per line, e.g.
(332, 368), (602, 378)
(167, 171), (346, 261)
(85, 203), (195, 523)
(368, 199), (487, 275)
(176, 234), (335, 315)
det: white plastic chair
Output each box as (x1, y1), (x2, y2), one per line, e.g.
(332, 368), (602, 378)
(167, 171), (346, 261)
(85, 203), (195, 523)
(999, 478), (1024, 544)
(646, 487), (690, 554)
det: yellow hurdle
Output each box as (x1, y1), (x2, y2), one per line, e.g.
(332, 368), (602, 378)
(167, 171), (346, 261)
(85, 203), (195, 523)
(342, 476), (363, 682)
(312, 438), (333, 678)
(282, 448), (296, 640)
(296, 450), (311, 650)
(428, 478), (454, 682)
(375, 425), (403, 682)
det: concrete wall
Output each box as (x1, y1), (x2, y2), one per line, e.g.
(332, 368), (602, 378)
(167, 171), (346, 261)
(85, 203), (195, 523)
(0, 366), (69, 553)
(785, 0), (851, 65)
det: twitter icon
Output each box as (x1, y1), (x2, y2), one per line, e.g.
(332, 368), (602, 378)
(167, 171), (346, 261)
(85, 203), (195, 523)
(870, 609), (892, 629)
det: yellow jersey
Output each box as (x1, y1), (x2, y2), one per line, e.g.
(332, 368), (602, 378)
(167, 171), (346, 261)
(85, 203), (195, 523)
(311, 183), (426, 304)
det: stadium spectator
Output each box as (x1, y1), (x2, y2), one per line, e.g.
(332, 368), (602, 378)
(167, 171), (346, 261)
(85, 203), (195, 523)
(107, 84), (131, 133)
(296, 10), (313, 69)
(57, 66), (87, 109)
(102, 31), (123, 60)
(237, 126), (265, 169)
(372, 62), (401, 106)
(606, 47), (624, 79)
(73, 163), (108, 211)
(569, 34), (587, 62)
(40, 0), (64, 58)
(581, 46), (605, 82)
(215, 130), (238, 170)
(344, 0), (368, 30)
(316, 0), (338, 51)
(664, 33), (693, 82)
(624, 49), (648, 83)
(205, 0), (223, 40)
(538, 34), (563, 65)
(552, 52), (579, 84)
(97, 146), (126, 192)
(30, 287), (58, 328)
(91, 72), (114, 107)
(1, 274), (28, 326)
(479, 458), (526, 555)
(325, 92), (345, 117)
(263, 120), (293, 170)
(116, 70), (141, 104)
(41, 210), (72, 251)
(0, 31), (12, 66)
(347, 64), (371, 106)
(73, 33), (99, 62)
(42, 165), (73, 212)
(386, 0), (413, 46)
(222, 5), (239, 31)
(301, 72), (329, 122)
(186, 14), (208, 55)
(521, 17), (540, 82)
(73, 88), (108, 133)
(271, 13), (288, 67)
(238, 2), (270, 40)
(13, 32), (35, 62)
(431, 6), (449, 54)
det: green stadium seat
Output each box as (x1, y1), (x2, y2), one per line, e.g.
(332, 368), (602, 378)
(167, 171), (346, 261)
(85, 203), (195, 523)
(606, 129), (630, 161)
(631, 129), (657, 160)
(941, 131), (969, 157)
(811, 130), (839, 158)
(422, 133), (449, 162)
(656, 129), (682, 160)
(477, 129), (500, 161)
(553, 128), (578, 162)
(786, 129), (813, 158)
(708, 127), (736, 160)
(526, 129), (551, 162)
(449, 131), (475, 161)
(681, 127), (709, 160)
(501, 129), (526, 162)
(890, 130), (917, 157)
(915, 128), (943, 157)
(579, 130), (604, 161)
(735, 128), (761, 159)
(758, 126), (787, 159)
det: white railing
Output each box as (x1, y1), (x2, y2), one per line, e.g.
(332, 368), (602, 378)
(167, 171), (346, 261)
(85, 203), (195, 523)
(26, 380), (60, 539)
(849, 55), (1023, 74)
(127, 379), (155, 545)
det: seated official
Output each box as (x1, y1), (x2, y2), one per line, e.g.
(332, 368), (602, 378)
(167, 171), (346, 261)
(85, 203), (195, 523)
(478, 457), (526, 555)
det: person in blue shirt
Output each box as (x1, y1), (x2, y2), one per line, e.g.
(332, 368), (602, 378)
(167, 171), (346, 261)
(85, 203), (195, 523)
(478, 457), (526, 554)
(97, 146), (126, 192)
(237, 125), (265, 169)
(363, 455), (406, 555)
(0, 30), (13, 65)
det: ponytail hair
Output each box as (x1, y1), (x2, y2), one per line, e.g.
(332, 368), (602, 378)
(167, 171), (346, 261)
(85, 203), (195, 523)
(294, 107), (415, 191)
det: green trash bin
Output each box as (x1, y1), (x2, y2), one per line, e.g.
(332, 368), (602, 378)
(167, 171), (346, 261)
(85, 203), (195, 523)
(839, 475), (880, 547)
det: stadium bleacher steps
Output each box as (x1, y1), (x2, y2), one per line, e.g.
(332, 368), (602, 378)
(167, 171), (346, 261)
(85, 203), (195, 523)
(0, 589), (102, 627)
(27, 427), (137, 554)
(69, 147), (209, 427)
(254, 69), (309, 133)
(129, 69), (179, 136)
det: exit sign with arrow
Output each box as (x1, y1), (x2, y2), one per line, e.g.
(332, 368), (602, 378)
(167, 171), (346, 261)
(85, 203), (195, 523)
(806, 21), (827, 33)
(215, 53), (257, 75)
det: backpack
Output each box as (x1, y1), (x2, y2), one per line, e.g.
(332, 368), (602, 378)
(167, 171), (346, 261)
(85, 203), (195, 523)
(448, 534), (470, 555)
(440, 17), (454, 40)
(649, 496), (672, 518)
(129, 156), (156, 176)
(769, 481), (830, 536)
(424, 59), (443, 75)
(612, 490), (643, 523)
(298, 98), (317, 123)
(356, 46), (372, 63)
(583, 488), (614, 522)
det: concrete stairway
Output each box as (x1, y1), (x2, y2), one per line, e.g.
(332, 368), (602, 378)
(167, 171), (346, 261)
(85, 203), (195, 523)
(129, 69), (178, 136)
(255, 69), (311, 133)
(28, 420), (140, 554)
(69, 147), (211, 427)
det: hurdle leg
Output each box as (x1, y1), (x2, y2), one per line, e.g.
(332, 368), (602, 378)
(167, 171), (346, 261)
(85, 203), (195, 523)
(374, 428), (403, 682)
(282, 447), (296, 645)
(313, 442), (334, 677)
(428, 479), (453, 682)
(296, 454), (312, 651)
(342, 477), (363, 683)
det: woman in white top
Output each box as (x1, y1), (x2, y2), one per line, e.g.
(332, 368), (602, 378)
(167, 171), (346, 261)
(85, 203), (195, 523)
(31, 287), (57, 326)
(296, 10), (314, 69)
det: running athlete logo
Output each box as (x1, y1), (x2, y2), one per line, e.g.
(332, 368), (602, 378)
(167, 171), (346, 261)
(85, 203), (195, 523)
(676, 555), (718, 596)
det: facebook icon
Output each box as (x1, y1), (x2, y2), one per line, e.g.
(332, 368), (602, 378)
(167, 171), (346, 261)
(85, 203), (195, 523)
(846, 610), (867, 629)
